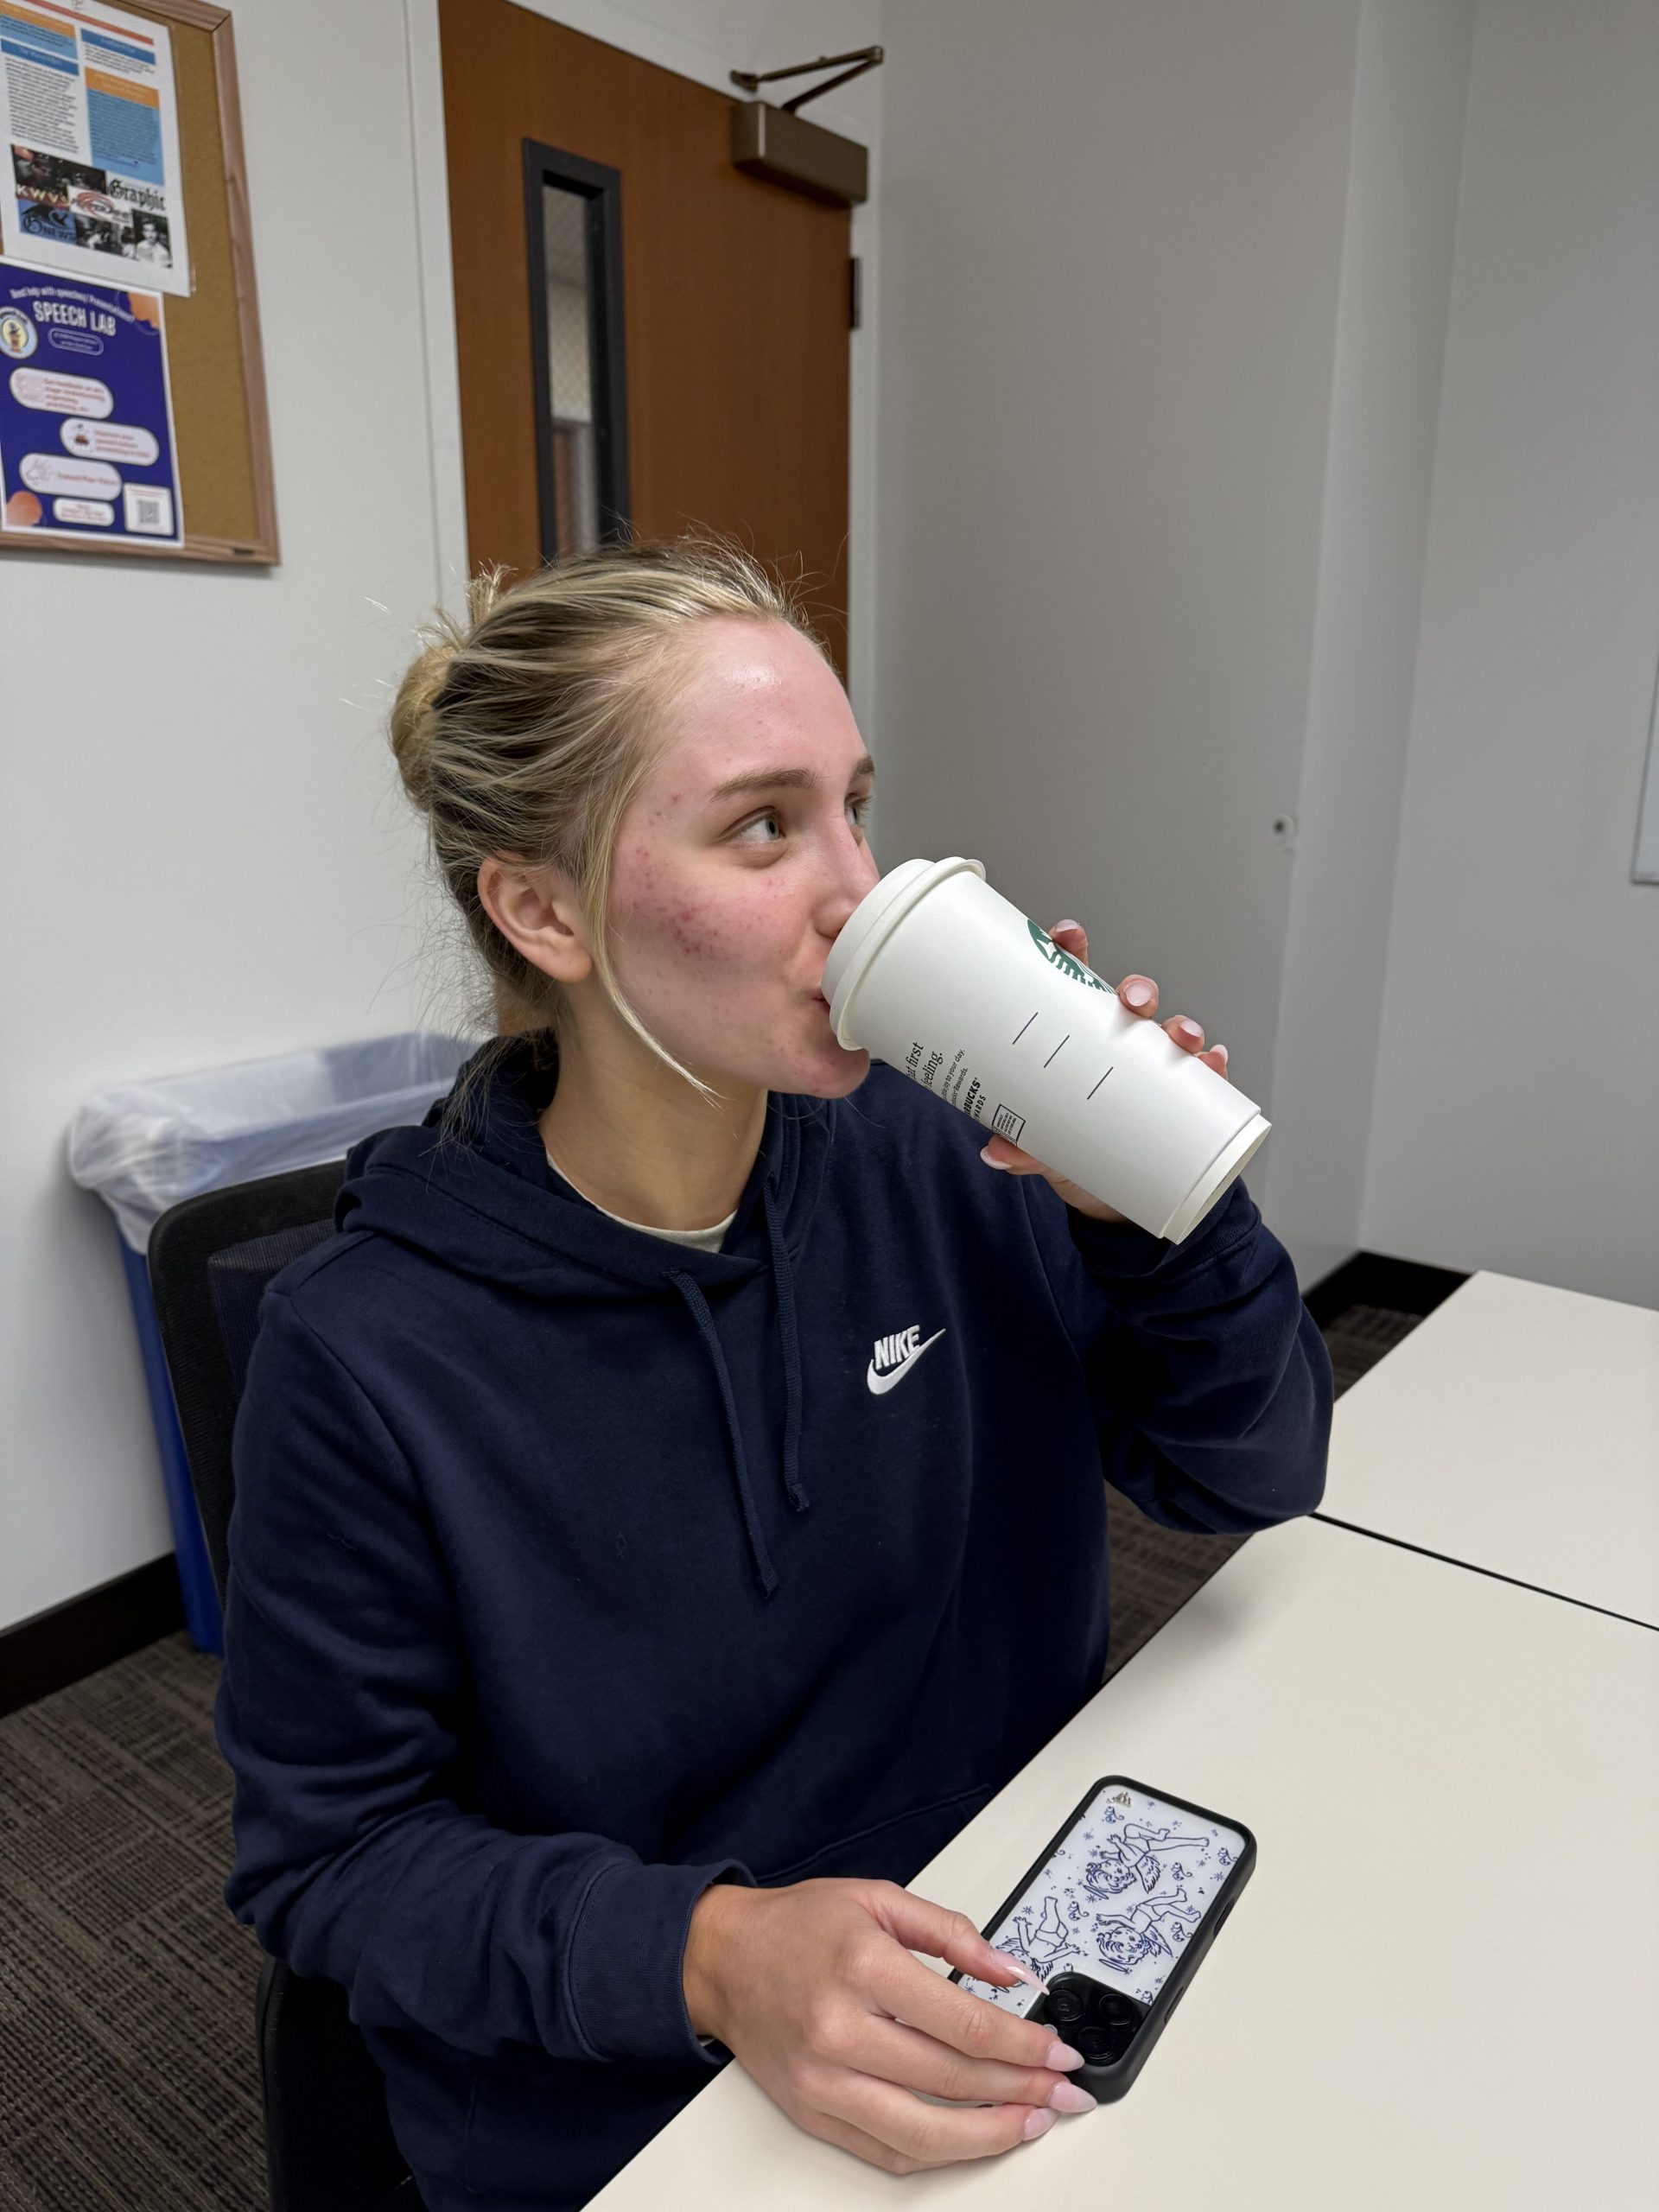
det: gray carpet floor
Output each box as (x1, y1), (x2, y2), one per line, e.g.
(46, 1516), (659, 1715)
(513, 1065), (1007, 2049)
(0, 1300), (1417, 2210)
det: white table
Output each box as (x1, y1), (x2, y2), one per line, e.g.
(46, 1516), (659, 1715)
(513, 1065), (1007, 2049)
(591, 1518), (1659, 2210)
(1317, 1268), (1659, 1629)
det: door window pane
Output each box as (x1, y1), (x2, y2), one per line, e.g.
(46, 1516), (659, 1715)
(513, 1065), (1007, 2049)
(541, 181), (600, 556)
(524, 139), (628, 564)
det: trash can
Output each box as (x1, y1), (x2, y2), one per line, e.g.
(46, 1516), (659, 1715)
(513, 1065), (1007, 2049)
(68, 1031), (476, 1655)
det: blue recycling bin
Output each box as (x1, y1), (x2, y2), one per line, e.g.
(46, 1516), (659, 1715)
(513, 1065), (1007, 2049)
(114, 1230), (225, 1652)
(69, 1031), (475, 1654)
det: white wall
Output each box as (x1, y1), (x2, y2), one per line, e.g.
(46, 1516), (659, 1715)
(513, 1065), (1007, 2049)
(870, 0), (1364, 1267)
(1256, 0), (1477, 1288)
(0, 0), (883, 1637)
(871, 0), (1655, 1310)
(0, 0), (448, 1636)
(1362, 0), (1659, 1306)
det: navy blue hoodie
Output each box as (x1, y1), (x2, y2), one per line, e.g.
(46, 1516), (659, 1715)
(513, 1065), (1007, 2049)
(215, 1033), (1331, 2209)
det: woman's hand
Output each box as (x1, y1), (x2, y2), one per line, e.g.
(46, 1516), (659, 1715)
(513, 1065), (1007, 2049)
(978, 919), (1230, 1224)
(683, 1876), (1096, 2175)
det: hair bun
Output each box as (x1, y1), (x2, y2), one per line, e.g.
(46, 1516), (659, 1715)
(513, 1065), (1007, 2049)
(388, 570), (512, 812)
(388, 619), (461, 811)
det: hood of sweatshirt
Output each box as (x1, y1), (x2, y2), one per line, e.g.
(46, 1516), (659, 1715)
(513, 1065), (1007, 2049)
(333, 1033), (829, 1599)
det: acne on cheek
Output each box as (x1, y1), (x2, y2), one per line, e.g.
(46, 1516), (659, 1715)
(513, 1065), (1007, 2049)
(617, 830), (775, 965)
(620, 842), (720, 958)
(659, 874), (810, 970)
(668, 890), (779, 965)
(668, 899), (724, 960)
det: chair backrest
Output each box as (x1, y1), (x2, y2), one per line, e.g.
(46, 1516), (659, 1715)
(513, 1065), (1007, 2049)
(149, 1160), (347, 1604)
(149, 1166), (416, 2212)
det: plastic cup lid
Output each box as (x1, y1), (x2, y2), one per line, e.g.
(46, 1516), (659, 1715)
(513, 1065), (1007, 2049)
(822, 856), (988, 1048)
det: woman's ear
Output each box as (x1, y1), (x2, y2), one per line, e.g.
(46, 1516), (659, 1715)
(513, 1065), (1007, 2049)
(477, 856), (594, 986)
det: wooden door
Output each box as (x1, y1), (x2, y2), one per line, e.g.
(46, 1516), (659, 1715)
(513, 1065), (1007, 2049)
(439, 0), (853, 669)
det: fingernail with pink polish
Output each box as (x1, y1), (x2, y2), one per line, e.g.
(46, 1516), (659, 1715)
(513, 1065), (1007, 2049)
(1045, 2041), (1085, 2071)
(980, 1145), (1009, 1170)
(1022, 2107), (1058, 2141)
(1047, 2080), (1098, 2113)
(1124, 982), (1153, 1007)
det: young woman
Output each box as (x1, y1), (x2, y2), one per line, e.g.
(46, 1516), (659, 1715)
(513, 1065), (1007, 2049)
(216, 539), (1332, 2211)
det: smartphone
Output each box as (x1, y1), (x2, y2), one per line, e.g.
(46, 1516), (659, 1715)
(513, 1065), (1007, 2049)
(948, 1774), (1255, 2101)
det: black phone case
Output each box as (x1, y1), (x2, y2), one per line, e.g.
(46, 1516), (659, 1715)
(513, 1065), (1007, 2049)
(945, 1774), (1256, 2102)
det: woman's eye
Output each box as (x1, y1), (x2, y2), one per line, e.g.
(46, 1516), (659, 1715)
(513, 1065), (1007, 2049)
(731, 797), (872, 846)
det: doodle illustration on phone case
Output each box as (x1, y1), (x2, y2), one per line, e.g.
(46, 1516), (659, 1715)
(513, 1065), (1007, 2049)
(1093, 1888), (1200, 1972)
(1081, 1822), (1208, 1898)
(959, 1783), (1246, 2017)
(1000, 1893), (1084, 1981)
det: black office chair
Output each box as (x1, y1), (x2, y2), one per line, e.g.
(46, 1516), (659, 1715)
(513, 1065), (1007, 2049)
(149, 1164), (423, 2212)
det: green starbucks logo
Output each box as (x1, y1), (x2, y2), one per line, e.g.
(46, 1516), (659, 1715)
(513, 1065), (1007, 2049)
(1028, 918), (1109, 992)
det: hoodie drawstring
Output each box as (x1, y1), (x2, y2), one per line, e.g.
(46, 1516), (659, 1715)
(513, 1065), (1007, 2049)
(664, 1175), (808, 1601)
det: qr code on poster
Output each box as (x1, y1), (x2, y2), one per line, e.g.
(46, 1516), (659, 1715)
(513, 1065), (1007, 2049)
(123, 485), (175, 536)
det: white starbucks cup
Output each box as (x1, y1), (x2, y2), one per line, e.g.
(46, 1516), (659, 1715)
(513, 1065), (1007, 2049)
(821, 856), (1270, 1243)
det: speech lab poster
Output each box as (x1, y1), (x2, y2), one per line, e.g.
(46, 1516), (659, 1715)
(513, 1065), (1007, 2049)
(2, 0), (190, 296)
(0, 265), (181, 544)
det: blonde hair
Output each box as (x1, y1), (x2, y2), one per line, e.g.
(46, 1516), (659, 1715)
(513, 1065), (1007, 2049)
(388, 531), (836, 1145)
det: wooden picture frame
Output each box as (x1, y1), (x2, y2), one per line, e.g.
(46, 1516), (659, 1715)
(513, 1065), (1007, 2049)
(0, 0), (278, 564)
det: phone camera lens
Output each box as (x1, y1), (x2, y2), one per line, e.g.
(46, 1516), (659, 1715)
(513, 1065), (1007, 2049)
(1076, 2027), (1112, 2062)
(1046, 1986), (1087, 2027)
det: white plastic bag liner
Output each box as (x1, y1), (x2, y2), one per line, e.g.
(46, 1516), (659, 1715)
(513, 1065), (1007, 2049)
(69, 1030), (478, 1254)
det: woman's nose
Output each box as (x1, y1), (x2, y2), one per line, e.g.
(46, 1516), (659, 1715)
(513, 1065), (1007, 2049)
(827, 847), (879, 927)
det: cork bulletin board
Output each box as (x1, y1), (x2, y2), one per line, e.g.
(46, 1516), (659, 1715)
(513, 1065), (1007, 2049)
(0, 0), (277, 563)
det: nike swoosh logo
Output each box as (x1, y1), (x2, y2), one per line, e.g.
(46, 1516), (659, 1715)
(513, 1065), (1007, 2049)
(866, 1327), (948, 1395)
